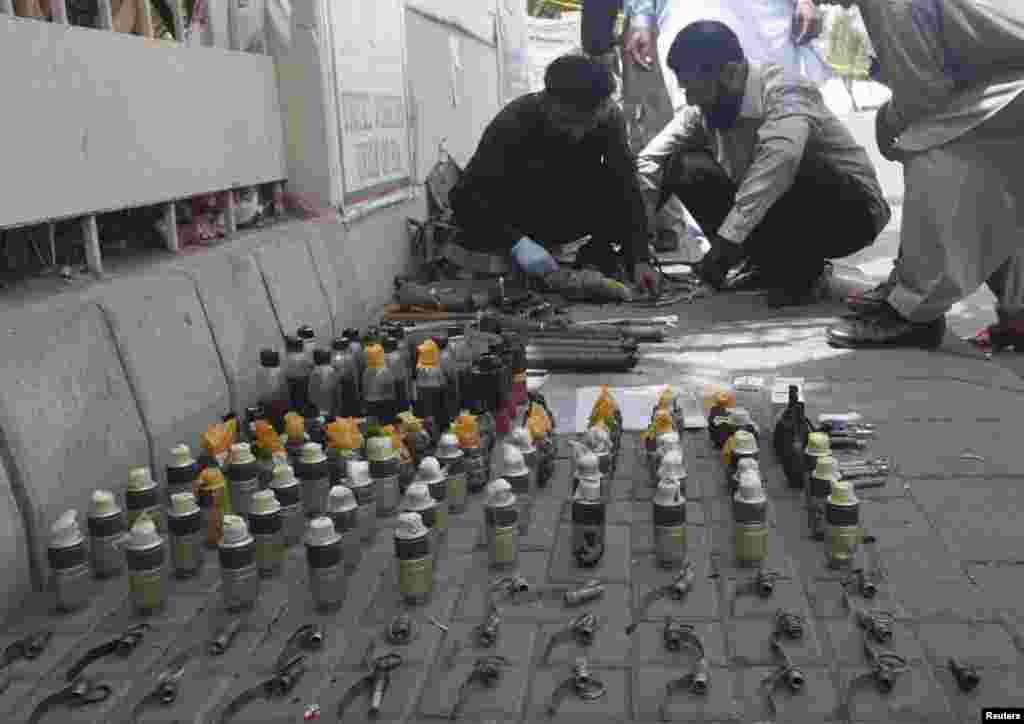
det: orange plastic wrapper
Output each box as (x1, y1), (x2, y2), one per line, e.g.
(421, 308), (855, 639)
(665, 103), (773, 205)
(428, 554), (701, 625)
(454, 412), (481, 450)
(381, 425), (405, 460)
(703, 384), (737, 412)
(643, 408), (675, 446)
(200, 422), (233, 460)
(657, 387), (676, 410)
(195, 467), (231, 545)
(284, 412), (306, 445)
(398, 411), (424, 435)
(723, 434), (738, 468)
(588, 385), (619, 430)
(253, 420), (284, 455)
(527, 403), (553, 442)
(326, 418), (363, 452)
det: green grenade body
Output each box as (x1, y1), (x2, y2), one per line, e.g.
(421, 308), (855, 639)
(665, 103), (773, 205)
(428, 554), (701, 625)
(653, 487), (687, 570)
(734, 498), (768, 568)
(250, 509), (285, 578)
(167, 509), (204, 579)
(826, 497), (861, 569)
(426, 480), (449, 539)
(441, 456), (467, 515)
(395, 522), (433, 605)
(306, 523), (347, 611)
(505, 472), (531, 536)
(368, 450), (401, 517)
(219, 531), (260, 612)
(125, 537), (167, 614)
(485, 500), (519, 570)
(87, 508), (126, 580)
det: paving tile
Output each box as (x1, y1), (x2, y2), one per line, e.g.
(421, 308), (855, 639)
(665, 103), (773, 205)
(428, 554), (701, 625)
(631, 522), (708, 555)
(445, 518), (485, 553)
(328, 663), (429, 723)
(336, 617), (441, 670)
(860, 498), (939, 551)
(916, 622), (1022, 668)
(630, 549), (720, 620)
(823, 617), (926, 665)
(548, 523), (631, 585)
(968, 563), (1024, 614)
(837, 663), (954, 722)
(736, 666), (839, 722)
(434, 621), (537, 667)
(913, 478), (1024, 561)
(3, 586), (129, 636)
(889, 578), (995, 621)
(519, 499), (562, 551)
(528, 666), (630, 721)
(628, 620), (727, 666)
(632, 666), (740, 721)
(879, 541), (967, 582)
(870, 422), (1024, 478)
(933, 665), (1024, 724)
(726, 616), (828, 666)
(418, 658), (529, 719)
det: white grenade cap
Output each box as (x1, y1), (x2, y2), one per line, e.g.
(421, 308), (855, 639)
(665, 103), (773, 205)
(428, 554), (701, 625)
(653, 478), (684, 507)
(735, 471), (766, 505)
(415, 457), (445, 485)
(486, 479), (516, 507)
(328, 485), (357, 513)
(348, 460), (372, 486)
(251, 489), (281, 515)
(128, 467), (156, 491)
(733, 430), (759, 456)
(510, 427), (535, 454)
(128, 513), (162, 549)
(575, 477), (602, 502)
(305, 516), (340, 547)
(221, 515), (252, 546)
(300, 442), (327, 464)
(401, 482), (435, 512)
(735, 458), (760, 477)
(91, 490), (120, 517)
(50, 510), (83, 548)
(228, 442), (256, 465)
(271, 464), (298, 488)
(366, 436), (395, 461)
(170, 492), (199, 516)
(435, 432), (463, 459)
(170, 444), (195, 468)
(813, 456), (841, 482)
(657, 449), (687, 481)
(395, 512), (428, 540)
(502, 444), (529, 478)
(575, 452), (603, 480)
(656, 431), (681, 452)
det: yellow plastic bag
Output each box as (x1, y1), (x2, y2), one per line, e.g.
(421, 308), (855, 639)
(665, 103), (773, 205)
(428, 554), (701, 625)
(253, 420), (284, 455)
(326, 418), (363, 452)
(284, 412), (306, 445)
(454, 412), (481, 450)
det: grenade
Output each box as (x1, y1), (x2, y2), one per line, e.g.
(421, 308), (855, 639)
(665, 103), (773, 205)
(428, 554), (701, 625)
(808, 456), (839, 541)
(224, 443), (260, 520)
(284, 413), (309, 466)
(734, 471), (768, 567)
(383, 336), (411, 414)
(400, 482), (439, 557)
(49, 510), (91, 613)
(572, 452), (604, 500)
(804, 433), (832, 492)
(305, 517), (347, 611)
(825, 480), (861, 569)
(348, 460), (377, 543)
(455, 412), (488, 493)
(295, 442), (330, 517)
(571, 478), (606, 569)
(250, 490), (284, 578)
(657, 450), (688, 500)
(584, 425), (614, 478)
(166, 444), (201, 503)
(726, 431), (759, 491)
(485, 479), (519, 570)
(297, 325), (317, 365)
(126, 467), (164, 533)
(270, 463), (305, 547)
(415, 338), (447, 433)
(363, 343), (397, 424)
(284, 335), (311, 415)
(395, 512), (433, 605)
(509, 426), (539, 494)
(328, 485), (362, 573)
(652, 431), (682, 490)
(332, 336), (361, 419)
(308, 348), (336, 419)
(167, 492), (204, 579)
(436, 432), (467, 515)
(708, 391), (735, 447)
(125, 513), (167, 614)
(732, 458), (760, 501)
(196, 468), (230, 547)
(257, 348), (290, 432)
(501, 444), (532, 535)
(219, 515), (260, 612)
(88, 490), (126, 579)
(367, 435), (400, 517)
(646, 410), (675, 484)
(653, 479), (687, 569)
(414, 458), (448, 540)
(344, 329), (366, 416)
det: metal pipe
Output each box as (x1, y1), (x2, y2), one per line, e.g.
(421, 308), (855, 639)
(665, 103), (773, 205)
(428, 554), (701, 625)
(524, 348), (638, 372)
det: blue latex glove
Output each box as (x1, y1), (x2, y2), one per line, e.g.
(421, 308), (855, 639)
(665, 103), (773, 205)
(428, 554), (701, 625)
(511, 236), (560, 277)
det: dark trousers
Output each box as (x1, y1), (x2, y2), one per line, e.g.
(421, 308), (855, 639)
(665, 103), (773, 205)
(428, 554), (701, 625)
(660, 151), (886, 291)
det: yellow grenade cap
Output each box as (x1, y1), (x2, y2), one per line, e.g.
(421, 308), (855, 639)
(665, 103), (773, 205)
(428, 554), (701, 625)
(653, 409), (674, 436)
(284, 412), (306, 443)
(366, 344), (386, 370)
(806, 432), (831, 457)
(657, 387), (675, 409)
(722, 434), (738, 467)
(417, 338), (440, 368)
(328, 417), (363, 452)
(454, 412), (481, 449)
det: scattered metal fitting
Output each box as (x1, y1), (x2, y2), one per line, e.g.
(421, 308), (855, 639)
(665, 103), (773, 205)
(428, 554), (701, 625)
(735, 569), (780, 602)
(449, 656), (507, 720)
(948, 657), (981, 693)
(209, 619), (243, 656)
(856, 609), (894, 645)
(490, 575), (532, 602)
(386, 615), (415, 645)
(843, 568), (878, 599)
(216, 655), (307, 724)
(542, 613), (598, 664)
(564, 580), (605, 607)
(774, 610), (806, 640)
(427, 616), (449, 634)
(474, 605), (501, 648)
(1, 629), (52, 670)
(65, 624), (151, 681)
(335, 649), (403, 720)
(626, 562), (696, 635)
(657, 636), (710, 723)
(863, 637), (908, 694)
(771, 636), (805, 692)
(27, 676), (112, 724)
(272, 625), (324, 673)
(129, 646), (198, 724)
(662, 618), (699, 653)
(546, 658), (607, 717)
(668, 562), (696, 600)
(838, 458), (891, 480)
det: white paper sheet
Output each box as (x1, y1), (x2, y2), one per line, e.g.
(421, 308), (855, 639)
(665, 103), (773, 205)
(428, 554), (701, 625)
(573, 386), (707, 433)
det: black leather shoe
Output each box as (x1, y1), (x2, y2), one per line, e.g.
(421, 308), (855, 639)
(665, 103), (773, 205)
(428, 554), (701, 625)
(827, 304), (946, 349)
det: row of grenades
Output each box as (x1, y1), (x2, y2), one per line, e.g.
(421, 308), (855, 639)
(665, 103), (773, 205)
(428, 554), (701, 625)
(642, 389), (690, 570)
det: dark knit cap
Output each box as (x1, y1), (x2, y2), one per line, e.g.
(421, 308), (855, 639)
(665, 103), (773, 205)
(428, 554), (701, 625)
(667, 20), (746, 76)
(543, 54), (615, 112)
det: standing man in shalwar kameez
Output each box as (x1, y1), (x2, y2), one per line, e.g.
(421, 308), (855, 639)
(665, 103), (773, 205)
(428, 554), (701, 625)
(818, 0), (1024, 349)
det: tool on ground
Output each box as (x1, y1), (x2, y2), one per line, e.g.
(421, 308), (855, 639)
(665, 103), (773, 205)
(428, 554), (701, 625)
(27, 676), (112, 724)
(385, 615), (415, 645)
(842, 568), (878, 599)
(449, 655), (507, 720)
(474, 604), (501, 648)
(542, 614), (599, 665)
(215, 654), (307, 724)
(948, 657), (981, 693)
(626, 562), (696, 635)
(1, 630), (52, 672)
(842, 587), (894, 644)
(835, 636), (909, 721)
(209, 618), (243, 656)
(661, 618), (700, 654)
(658, 631), (709, 721)
(490, 575), (533, 602)
(65, 624), (151, 681)
(564, 580), (605, 607)
(759, 634), (805, 721)
(128, 645), (198, 724)
(272, 625), (324, 673)
(734, 569), (781, 605)
(335, 645), (403, 720)
(546, 658), (607, 717)
(775, 610), (806, 640)
(837, 458), (891, 479)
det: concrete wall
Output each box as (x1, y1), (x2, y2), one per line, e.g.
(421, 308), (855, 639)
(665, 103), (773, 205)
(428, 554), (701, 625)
(0, 15), (287, 229)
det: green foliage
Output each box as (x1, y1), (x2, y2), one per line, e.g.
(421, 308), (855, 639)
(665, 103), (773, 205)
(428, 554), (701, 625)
(826, 9), (871, 78)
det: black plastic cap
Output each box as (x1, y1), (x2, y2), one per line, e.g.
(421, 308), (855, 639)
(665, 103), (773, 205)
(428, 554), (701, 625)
(382, 337), (398, 353)
(476, 353), (500, 372)
(260, 349), (280, 367)
(332, 337), (348, 351)
(284, 336), (303, 353)
(343, 327), (360, 339)
(447, 324), (463, 338)
(313, 348), (332, 366)
(390, 326), (406, 340)
(297, 325), (315, 340)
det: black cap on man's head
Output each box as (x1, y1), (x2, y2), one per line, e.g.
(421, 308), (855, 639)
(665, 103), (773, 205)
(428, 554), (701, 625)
(544, 54), (615, 112)
(667, 20), (746, 76)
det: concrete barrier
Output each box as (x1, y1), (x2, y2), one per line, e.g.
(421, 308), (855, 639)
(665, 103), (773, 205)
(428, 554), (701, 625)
(0, 459), (33, 622)
(0, 304), (151, 590)
(98, 275), (233, 483)
(253, 235), (336, 349)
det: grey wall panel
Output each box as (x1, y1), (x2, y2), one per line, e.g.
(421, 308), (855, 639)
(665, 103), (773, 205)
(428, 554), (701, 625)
(0, 460), (34, 619)
(253, 236), (335, 348)
(0, 16), (287, 229)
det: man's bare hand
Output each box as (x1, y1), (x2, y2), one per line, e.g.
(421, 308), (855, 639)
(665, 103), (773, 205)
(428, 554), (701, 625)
(625, 28), (657, 70)
(792, 0), (823, 46)
(635, 262), (661, 296)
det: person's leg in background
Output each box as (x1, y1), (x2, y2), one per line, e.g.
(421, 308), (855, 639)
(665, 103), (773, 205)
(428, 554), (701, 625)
(969, 250), (1024, 351)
